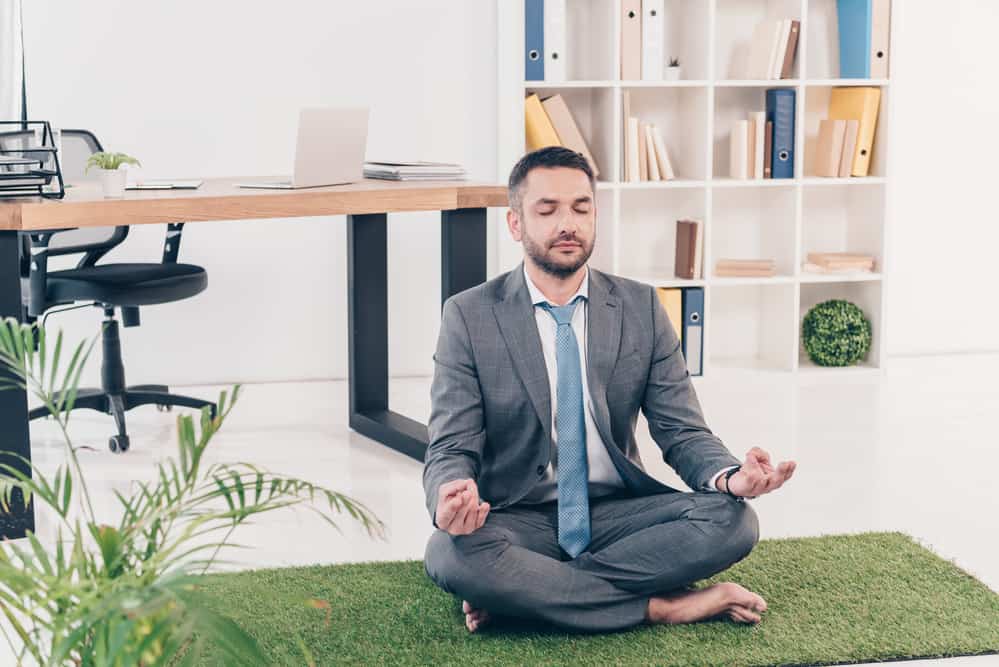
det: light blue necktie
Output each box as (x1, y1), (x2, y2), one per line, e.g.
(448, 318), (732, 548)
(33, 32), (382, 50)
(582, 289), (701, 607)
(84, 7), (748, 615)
(541, 296), (590, 558)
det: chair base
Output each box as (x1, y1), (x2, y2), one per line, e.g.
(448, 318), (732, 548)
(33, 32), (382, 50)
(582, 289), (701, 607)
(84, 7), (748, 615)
(29, 386), (217, 453)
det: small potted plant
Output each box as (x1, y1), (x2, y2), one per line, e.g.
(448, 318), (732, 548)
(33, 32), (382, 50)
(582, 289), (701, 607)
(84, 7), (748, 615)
(85, 151), (140, 198)
(664, 56), (682, 81)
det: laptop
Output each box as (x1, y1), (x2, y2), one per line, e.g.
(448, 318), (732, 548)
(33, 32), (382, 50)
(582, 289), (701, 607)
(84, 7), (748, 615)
(237, 107), (369, 189)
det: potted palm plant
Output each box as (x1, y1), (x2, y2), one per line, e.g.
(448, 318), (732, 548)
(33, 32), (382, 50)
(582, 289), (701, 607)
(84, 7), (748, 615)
(85, 151), (140, 198)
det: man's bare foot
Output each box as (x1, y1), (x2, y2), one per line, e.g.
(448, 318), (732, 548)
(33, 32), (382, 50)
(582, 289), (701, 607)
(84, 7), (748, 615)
(646, 582), (767, 625)
(463, 600), (491, 632)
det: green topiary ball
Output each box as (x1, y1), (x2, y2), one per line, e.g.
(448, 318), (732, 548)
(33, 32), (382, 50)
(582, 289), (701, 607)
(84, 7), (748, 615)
(801, 299), (872, 367)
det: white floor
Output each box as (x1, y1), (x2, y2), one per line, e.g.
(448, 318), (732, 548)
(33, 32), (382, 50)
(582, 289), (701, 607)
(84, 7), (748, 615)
(23, 353), (999, 666)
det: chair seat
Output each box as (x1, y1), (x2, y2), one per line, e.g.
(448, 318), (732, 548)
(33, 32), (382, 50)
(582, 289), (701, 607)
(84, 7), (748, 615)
(46, 263), (207, 307)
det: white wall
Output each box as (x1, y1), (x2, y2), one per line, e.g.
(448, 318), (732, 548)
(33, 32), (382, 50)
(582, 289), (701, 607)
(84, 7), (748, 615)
(18, 0), (999, 389)
(22, 0), (498, 387)
(885, 1), (999, 355)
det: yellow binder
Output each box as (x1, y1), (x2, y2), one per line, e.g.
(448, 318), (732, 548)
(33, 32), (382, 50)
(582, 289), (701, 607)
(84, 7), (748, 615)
(827, 87), (881, 177)
(655, 288), (683, 347)
(524, 94), (561, 152)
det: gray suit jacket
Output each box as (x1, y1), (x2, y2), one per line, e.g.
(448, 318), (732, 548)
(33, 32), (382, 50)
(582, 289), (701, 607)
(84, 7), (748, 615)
(423, 264), (741, 522)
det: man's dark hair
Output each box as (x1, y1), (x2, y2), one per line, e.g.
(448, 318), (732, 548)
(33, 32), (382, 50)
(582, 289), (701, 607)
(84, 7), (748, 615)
(508, 146), (595, 212)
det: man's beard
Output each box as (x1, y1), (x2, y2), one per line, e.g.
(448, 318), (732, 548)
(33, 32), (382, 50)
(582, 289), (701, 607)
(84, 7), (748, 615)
(522, 231), (594, 279)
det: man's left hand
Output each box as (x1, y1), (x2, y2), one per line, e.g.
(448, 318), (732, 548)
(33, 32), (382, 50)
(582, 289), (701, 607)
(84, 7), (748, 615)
(719, 447), (796, 498)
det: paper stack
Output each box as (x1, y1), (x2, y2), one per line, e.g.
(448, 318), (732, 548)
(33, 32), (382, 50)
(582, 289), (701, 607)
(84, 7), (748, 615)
(363, 161), (466, 182)
(715, 259), (777, 278)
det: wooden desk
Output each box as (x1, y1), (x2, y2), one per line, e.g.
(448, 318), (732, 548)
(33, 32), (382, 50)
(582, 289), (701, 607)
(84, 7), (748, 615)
(0, 178), (508, 538)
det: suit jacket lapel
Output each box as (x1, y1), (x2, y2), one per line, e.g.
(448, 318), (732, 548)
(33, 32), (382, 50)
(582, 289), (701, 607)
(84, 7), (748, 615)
(586, 268), (623, 397)
(493, 265), (553, 449)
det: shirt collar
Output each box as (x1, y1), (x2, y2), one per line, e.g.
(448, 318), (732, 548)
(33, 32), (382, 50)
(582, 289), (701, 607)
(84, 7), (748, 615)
(523, 263), (589, 307)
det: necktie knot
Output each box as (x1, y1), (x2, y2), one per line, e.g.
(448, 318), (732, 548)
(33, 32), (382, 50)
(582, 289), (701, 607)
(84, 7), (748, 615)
(541, 296), (582, 326)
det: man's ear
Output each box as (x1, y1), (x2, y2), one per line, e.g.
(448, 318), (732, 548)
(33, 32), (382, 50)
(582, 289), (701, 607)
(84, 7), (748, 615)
(506, 208), (523, 242)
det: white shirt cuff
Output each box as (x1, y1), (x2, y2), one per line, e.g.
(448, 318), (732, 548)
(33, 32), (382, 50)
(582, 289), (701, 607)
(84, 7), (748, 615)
(705, 465), (740, 493)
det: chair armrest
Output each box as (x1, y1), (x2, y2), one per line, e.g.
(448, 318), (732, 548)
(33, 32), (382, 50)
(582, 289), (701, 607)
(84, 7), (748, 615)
(24, 232), (53, 317)
(162, 223), (185, 264)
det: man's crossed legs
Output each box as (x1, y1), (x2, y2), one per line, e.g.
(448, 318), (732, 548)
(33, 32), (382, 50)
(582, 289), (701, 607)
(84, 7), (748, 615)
(425, 491), (763, 633)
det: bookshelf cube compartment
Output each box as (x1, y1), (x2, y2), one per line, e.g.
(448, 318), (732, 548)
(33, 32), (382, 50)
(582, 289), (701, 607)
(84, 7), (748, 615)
(806, 0), (839, 80)
(712, 86), (798, 180)
(620, 0), (711, 82)
(525, 86), (617, 181)
(801, 183), (884, 274)
(616, 187), (706, 281)
(714, 0), (802, 80)
(563, 0), (618, 81)
(711, 187), (796, 277)
(622, 86), (708, 180)
(708, 283), (797, 371)
(798, 281), (883, 370)
(802, 85), (888, 178)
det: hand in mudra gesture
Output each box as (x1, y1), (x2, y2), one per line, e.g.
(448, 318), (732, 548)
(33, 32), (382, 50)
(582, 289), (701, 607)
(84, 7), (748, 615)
(723, 446), (796, 499)
(435, 479), (490, 536)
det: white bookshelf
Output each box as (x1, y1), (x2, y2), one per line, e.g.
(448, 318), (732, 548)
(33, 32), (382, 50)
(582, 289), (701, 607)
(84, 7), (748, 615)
(497, 0), (895, 375)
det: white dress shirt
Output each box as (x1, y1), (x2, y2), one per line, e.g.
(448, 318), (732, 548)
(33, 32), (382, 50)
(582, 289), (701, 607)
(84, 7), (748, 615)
(519, 265), (736, 502)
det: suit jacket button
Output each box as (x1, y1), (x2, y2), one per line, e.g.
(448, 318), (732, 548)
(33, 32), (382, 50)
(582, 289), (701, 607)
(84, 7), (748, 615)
(536, 465), (545, 476)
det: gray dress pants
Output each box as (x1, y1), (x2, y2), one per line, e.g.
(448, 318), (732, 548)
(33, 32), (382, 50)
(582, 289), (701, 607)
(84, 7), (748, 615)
(424, 491), (759, 633)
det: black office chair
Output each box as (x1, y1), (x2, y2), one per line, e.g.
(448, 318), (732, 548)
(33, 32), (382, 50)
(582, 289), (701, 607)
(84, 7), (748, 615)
(4, 129), (215, 453)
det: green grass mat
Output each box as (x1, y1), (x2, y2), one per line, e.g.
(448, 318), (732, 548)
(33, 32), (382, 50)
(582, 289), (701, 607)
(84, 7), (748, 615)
(195, 531), (999, 666)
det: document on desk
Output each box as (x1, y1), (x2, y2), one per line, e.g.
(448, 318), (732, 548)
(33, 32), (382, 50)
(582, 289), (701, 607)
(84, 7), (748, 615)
(125, 179), (204, 190)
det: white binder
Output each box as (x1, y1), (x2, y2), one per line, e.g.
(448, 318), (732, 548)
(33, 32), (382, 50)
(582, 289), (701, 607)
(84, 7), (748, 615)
(641, 0), (665, 81)
(870, 0), (891, 79)
(544, 0), (567, 82)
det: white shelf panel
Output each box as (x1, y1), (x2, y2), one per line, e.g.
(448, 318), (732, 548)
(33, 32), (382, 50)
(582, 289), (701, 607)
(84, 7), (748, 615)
(710, 276), (796, 286)
(805, 79), (889, 87)
(621, 80), (710, 88)
(711, 178), (796, 188)
(799, 177), (886, 186)
(626, 276), (707, 289)
(798, 272), (883, 283)
(796, 359), (884, 374)
(714, 79), (800, 87)
(523, 80), (616, 88)
(617, 179), (706, 190)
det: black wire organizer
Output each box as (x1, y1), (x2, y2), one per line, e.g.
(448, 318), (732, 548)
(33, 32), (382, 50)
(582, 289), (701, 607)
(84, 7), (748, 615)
(0, 120), (65, 199)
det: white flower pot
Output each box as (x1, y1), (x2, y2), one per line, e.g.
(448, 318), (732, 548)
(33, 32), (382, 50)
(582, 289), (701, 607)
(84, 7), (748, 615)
(664, 67), (682, 81)
(99, 169), (127, 198)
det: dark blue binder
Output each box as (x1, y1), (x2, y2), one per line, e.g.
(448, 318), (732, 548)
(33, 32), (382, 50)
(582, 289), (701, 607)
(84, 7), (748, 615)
(681, 287), (704, 377)
(525, 0), (545, 81)
(766, 88), (796, 179)
(836, 0), (873, 78)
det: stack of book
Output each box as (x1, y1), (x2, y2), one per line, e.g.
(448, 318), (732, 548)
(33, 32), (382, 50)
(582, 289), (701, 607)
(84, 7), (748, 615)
(824, 87), (881, 177)
(803, 252), (876, 274)
(745, 19), (800, 79)
(714, 259), (777, 278)
(524, 93), (600, 177)
(623, 91), (675, 182)
(673, 219), (703, 280)
(363, 161), (466, 181)
(729, 89), (795, 180)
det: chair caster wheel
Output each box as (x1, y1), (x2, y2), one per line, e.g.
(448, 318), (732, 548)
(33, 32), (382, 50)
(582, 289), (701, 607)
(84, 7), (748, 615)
(109, 435), (130, 453)
(156, 404), (173, 413)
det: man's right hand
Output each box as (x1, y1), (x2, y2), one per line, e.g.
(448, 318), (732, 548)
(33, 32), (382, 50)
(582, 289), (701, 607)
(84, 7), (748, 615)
(435, 479), (490, 536)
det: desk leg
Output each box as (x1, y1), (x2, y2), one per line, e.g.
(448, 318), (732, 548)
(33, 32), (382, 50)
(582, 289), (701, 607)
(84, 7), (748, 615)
(441, 207), (488, 307)
(346, 208), (487, 462)
(0, 231), (33, 539)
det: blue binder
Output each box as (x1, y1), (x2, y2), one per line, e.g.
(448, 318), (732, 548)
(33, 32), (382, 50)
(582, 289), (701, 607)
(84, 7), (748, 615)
(836, 0), (872, 78)
(766, 88), (796, 179)
(681, 287), (704, 377)
(525, 0), (545, 81)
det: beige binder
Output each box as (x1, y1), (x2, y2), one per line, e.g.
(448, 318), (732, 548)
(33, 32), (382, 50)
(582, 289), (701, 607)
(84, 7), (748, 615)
(870, 0), (891, 79)
(638, 121), (649, 181)
(623, 90), (633, 181)
(541, 94), (600, 178)
(621, 0), (642, 80)
(750, 111), (766, 179)
(645, 124), (661, 181)
(730, 120), (749, 179)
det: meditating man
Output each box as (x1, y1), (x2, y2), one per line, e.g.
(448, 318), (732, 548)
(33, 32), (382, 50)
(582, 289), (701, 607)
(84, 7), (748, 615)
(423, 146), (797, 633)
